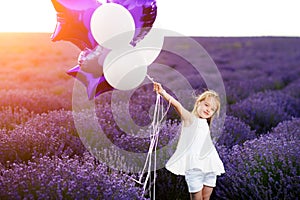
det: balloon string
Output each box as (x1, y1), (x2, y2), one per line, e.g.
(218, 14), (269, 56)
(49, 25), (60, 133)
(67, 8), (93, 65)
(132, 74), (171, 199)
(146, 74), (155, 83)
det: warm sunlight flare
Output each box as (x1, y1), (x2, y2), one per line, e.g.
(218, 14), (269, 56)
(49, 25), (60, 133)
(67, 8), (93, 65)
(0, 0), (299, 36)
(0, 0), (56, 32)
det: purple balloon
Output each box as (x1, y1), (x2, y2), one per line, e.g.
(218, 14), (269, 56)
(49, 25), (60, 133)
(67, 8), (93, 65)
(52, 0), (100, 10)
(51, 0), (101, 50)
(67, 65), (113, 100)
(51, 0), (157, 99)
(108, 0), (157, 46)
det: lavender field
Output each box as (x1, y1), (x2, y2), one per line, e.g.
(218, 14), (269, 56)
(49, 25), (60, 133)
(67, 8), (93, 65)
(0, 33), (299, 199)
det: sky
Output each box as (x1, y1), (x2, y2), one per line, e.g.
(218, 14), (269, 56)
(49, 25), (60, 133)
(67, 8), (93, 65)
(0, 0), (299, 36)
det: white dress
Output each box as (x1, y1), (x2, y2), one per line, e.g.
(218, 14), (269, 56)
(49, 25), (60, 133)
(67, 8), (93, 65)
(165, 113), (225, 176)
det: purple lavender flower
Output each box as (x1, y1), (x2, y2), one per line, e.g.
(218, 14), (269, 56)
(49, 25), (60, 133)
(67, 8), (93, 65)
(217, 115), (256, 148)
(214, 118), (300, 199)
(229, 90), (299, 135)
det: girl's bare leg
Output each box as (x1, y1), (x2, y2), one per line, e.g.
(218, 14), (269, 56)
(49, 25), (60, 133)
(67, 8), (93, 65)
(202, 186), (213, 200)
(190, 186), (213, 200)
(190, 191), (202, 200)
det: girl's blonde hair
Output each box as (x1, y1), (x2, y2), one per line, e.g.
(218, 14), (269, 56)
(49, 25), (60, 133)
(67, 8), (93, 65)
(192, 90), (221, 126)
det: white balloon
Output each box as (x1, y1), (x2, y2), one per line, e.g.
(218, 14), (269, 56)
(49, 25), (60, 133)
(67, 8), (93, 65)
(135, 28), (165, 65)
(103, 46), (148, 90)
(90, 3), (135, 49)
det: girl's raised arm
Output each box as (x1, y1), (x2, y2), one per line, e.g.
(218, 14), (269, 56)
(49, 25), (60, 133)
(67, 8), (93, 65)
(153, 82), (191, 123)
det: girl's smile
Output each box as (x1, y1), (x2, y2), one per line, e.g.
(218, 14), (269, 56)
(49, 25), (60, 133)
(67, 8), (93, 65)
(196, 97), (217, 119)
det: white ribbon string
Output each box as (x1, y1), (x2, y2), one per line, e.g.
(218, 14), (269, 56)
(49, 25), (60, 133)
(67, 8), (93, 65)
(132, 75), (171, 199)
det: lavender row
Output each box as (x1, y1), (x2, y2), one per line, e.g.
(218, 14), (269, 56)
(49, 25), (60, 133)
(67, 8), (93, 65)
(229, 90), (300, 135)
(0, 152), (146, 200)
(213, 117), (300, 200)
(0, 110), (85, 164)
(1, 104), (299, 199)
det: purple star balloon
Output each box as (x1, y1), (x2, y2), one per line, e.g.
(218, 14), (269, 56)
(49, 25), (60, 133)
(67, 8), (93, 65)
(67, 65), (113, 100)
(51, 0), (101, 50)
(51, 0), (157, 99)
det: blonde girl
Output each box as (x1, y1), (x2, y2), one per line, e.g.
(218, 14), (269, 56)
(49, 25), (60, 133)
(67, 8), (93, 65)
(153, 82), (225, 200)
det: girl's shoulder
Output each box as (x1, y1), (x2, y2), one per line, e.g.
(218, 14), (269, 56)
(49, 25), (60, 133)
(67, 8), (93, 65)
(182, 111), (194, 127)
(183, 113), (209, 129)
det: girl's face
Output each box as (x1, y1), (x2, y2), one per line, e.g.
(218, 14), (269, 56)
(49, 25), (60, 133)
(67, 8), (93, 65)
(196, 97), (217, 119)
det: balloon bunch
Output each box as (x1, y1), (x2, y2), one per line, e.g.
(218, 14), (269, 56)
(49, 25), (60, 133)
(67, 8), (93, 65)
(51, 0), (159, 99)
(51, 0), (166, 196)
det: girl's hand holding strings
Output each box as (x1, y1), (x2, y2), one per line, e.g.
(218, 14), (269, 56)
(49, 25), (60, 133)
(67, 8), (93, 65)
(153, 82), (165, 96)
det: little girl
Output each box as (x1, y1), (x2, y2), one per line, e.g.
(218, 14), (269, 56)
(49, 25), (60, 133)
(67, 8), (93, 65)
(153, 82), (225, 200)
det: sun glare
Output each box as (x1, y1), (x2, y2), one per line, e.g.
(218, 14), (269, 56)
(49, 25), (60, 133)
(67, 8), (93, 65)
(0, 0), (56, 32)
(0, 0), (299, 36)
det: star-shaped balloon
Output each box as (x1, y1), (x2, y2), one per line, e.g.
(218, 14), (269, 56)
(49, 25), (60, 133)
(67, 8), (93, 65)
(51, 0), (158, 99)
(69, 45), (113, 99)
(51, 0), (101, 50)
(67, 65), (114, 100)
